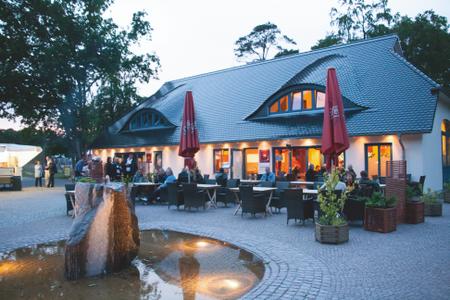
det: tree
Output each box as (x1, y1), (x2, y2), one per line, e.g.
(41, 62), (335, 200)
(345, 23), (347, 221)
(0, 0), (160, 157)
(393, 11), (450, 88)
(311, 33), (343, 50)
(234, 22), (298, 63)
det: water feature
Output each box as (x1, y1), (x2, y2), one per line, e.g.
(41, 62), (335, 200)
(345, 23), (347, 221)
(0, 230), (265, 299)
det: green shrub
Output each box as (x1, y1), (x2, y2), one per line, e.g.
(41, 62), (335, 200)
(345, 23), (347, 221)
(365, 192), (397, 208)
(421, 189), (440, 204)
(317, 169), (347, 226)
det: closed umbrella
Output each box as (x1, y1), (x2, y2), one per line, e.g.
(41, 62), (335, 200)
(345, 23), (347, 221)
(179, 91), (200, 170)
(321, 68), (350, 170)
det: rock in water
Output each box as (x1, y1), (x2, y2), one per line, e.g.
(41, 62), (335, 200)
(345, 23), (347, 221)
(64, 183), (139, 280)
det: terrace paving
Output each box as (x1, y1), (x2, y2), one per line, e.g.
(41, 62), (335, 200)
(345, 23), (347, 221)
(0, 178), (449, 299)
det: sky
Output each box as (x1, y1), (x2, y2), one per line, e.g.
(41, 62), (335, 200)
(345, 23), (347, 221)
(1, 0), (449, 130)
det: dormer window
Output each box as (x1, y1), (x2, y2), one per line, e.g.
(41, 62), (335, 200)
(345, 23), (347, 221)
(268, 89), (326, 115)
(126, 109), (172, 132)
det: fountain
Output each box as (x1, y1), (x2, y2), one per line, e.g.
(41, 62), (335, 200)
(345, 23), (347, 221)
(64, 182), (139, 280)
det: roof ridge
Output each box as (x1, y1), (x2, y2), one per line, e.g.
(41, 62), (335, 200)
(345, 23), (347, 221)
(389, 50), (439, 88)
(169, 34), (399, 84)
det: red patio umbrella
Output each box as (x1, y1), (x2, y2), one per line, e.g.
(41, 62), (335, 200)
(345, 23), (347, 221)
(179, 91), (200, 169)
(321, 68), (350, 171)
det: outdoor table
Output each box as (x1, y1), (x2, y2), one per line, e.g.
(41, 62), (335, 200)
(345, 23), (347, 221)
(133, 182), (160, 186)
(379, 184), (386, 188)
(239, 179), (261, 185)
(197, 184), (221, 208)
(133, 182), (160, 202)
(302, 188), (318, 195)
(290, 181), (315, 185)
(229, 187), (277, 215)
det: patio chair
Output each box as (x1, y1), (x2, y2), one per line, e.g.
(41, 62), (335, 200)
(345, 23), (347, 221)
(182, 183), (207, 210)
(270, 181), (290, 212)
(239, 186), (266, 217)
(64, 183), (75, 216)
(164, 183), (184, 210)
(216, 179), (240, 207)
(203, 174), (210, 180)
(205, 179), (217, 185)
(285, 189), (306, 224)
(358, 184), (374, 198)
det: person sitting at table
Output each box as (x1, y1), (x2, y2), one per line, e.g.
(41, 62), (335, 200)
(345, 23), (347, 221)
(156, 168), (166, 183)
(149, 168), (177, 203)
(259, 167), (275, 184)
(132, 169), (148, 183)
(359, 170), (380, 191)
(215, 168), (228, 187)
(320, 176), (347, 191)
(347, 165), (357, 181)
(178, 166), (191, 183)
(305, 164), (316, 182)
(192, 166), (204, 184)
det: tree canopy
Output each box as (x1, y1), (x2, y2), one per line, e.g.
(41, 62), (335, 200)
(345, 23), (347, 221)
(234, 22), (298, 63)
(313, 0), (450, 88)
(0, 0), (160, 157)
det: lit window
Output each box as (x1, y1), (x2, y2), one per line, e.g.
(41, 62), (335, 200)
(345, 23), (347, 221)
(303, 90), (313, 110)
(292, 92), (301, 110)
(128, 110), (168, 131)
(316, 91), (325, 108)
(269, 101), (279, 113)
(280, 96), (288, 112)
(214, 149), (230, 173)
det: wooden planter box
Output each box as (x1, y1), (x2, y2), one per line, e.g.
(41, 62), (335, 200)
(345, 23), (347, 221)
(444, 191), (450, 204)
(405, 201), (424, 224)
(364, 207), (397, 233)
(315, 222), (349, 244)
(424, 202), (442, 216)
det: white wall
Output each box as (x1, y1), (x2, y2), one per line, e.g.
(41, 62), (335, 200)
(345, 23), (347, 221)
(421, 97), (450, 191)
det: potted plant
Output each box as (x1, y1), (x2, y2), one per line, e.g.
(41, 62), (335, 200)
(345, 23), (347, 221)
(443, 182), (450, 204)
(405, 186), (424, 224)
(315, 170), (349, 244)
(364, 192), (397, 233)
(422, 189), (443, 217)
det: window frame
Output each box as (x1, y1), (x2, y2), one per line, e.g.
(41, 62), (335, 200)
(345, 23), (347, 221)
(266, 88), (324, 115)
(126, 109), (172, 132)
(364, 143), (393, 178)
(213, 148), (230, 174)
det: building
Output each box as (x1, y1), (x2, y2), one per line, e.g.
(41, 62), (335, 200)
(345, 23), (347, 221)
(91, 35), (450, 190)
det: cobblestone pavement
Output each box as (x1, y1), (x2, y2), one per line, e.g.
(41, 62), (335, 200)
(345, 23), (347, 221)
(0, 181), (449, 299)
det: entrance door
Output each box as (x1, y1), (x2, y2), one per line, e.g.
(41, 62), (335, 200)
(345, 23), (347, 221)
(365, 144), (392, 178)
(231, 149), (243, 179)
(244, 148), (259, 179)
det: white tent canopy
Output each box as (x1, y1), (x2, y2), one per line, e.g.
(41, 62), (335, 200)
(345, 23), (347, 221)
(0, 143), (42, 176)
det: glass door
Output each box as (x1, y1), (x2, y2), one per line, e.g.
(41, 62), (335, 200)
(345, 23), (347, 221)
(365, 144), (392, 178)
(231, 149), (243, 179)
(243, 148), (259, 179)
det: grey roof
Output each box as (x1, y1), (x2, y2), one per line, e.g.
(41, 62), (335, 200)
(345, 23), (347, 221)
(92, 35), (439, 148)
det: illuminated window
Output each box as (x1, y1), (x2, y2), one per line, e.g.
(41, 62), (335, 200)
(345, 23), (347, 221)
(280, 96), (289, 112)
(292, 92), (301, 110)
(269, 102), (279, 113)
(316, 91), (325, 108)
(214, 149), (230, 173)
(128, 110), (169, 131)
(244, 149), (259, 177)
(303, 90), (313, 110)
(365, 144), (392, 178)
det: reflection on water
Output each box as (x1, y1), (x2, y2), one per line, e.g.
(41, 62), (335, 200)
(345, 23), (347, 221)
(0, 230), (264, 300)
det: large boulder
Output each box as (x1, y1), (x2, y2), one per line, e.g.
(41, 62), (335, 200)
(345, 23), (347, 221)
(65, 182), (139, 280)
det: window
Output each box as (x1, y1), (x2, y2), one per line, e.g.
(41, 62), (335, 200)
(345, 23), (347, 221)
(273, 146), (332, 179)
(316, 91), (325, 108)
(128, 110), (169, 131)
(365, 144), (392, 178)
(268, 88), (326, 115)
(244, 148), (259, 178)
(280, 95), (289, 112)
(292, 92), (301, 111)
(214, 149), (230, 173)
(302, 90), (313, 110)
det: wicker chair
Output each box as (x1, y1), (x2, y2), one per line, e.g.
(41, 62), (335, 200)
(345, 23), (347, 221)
(164, 183), (184, 210)
(239, 186), (266, 217)
(64, 183), (75, 216)
(182, 183), (207, 210)
(216, 179), (239, 207)
(205, 179), (217, 185)
(270, 181), (290, 212)
(286, 189), (308, 224)
(259, 181), (274, 187)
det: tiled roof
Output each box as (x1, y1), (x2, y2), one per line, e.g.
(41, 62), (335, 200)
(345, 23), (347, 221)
(92, 35), (439, 148)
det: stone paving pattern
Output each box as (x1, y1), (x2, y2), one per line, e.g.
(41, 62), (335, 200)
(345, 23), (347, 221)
(1, 178), (449, 299)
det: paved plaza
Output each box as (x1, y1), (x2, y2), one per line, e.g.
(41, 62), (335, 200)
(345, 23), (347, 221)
(0, 179), (449, 299)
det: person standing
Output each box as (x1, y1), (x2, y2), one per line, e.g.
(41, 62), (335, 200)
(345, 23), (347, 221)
(46, 157), (57, 188)
(123, 154), (137, 178)
(34, 160), (43, 187)
(44, 156), (51, 187)
(75, 154), (86, 178)
(104, 157), (115, 180)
